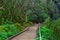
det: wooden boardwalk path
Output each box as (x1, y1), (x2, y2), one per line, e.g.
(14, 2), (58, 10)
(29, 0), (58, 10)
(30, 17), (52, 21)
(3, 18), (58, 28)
(11, 24), (38, 40)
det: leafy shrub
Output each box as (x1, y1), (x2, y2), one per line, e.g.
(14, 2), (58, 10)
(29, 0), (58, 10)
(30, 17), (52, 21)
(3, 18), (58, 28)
(43, 17), (51, 27)
(38, 13), (48, 21)
(44, 18), (60, 40)
(14, 23), (24, 31)
(36, 25), (51, 40)
(0, 22), (31, 40)
(36, 18), (60, 40)
(40, 25), (51, 40)
(50, 18), (60, 40)
(0, 23), (27, 40)
(35, 37), (40, 40)
(22, 22), (31, 28)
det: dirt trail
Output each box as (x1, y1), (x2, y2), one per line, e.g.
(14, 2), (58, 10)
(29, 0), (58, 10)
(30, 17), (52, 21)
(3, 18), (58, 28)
(11, 24), (38, 40)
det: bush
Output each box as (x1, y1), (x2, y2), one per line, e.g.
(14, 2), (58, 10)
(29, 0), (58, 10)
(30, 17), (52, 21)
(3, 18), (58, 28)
(0, 23), (25, 40)
(45, 18), (60, 40)
(36, 18), (60, 40)
(36, 25), (51, 40)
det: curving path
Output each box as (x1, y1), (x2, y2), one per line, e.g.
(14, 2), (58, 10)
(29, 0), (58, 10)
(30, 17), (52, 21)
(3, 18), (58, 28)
(10, 24), (38, 40)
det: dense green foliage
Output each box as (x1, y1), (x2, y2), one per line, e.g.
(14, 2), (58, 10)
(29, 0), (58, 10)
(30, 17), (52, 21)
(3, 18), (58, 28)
(35, 0), (60, 40)
(0, 0), (32, 40)
(0, 22), (30, 40)
(0, 24), (21, 40)
(36, 25), (51, 40)
(0, 0), (28, 24)
(44, 18), (60, 40)
(36, 17), (60, 40)
(0, 0), (60, 40)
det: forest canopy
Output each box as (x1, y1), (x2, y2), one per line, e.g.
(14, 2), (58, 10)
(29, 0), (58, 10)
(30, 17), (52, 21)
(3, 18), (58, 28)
(0, 0), (60, 40)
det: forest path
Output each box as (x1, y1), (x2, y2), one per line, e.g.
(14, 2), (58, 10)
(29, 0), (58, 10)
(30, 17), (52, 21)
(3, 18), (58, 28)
(11, 24), (38, 40)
